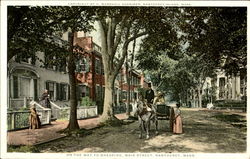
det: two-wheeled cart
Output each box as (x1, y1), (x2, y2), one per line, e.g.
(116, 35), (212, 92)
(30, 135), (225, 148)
(156, 104), (171, 120)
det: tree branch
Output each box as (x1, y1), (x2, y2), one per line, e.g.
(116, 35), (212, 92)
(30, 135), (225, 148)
(97, 19), (108, 55)
(125, 31), (148, 47)
(107, 17), (113, 55)
(113, 27), (131, 76)
(112, 15), (128, 57)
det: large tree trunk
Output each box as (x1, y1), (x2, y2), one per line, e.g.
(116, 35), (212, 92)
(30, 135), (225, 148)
(66, 32), (80, 130)
(98, 71), (119, 123)
(126, 58), (131, 116)
(126, 38), (136, 116)
(97, 16), (146, 124)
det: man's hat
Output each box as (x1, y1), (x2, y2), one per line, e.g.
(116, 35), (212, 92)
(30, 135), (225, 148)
(30, 104), (35, 109)
(148, 83), (152, 87)
(157, 91), (163, 97)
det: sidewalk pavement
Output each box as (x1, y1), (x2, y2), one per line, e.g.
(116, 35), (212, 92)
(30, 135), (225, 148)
(7, 113), (127, 146)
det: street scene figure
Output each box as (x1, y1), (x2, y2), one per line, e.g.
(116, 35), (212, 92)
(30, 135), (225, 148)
(153, 91), (166, 105)
(145, 83), (155, 112)
(40, 89), (51, 108)
(29, 105), (41, 129)
(173, 103), (183, 134)
(145, 83), (155, 104)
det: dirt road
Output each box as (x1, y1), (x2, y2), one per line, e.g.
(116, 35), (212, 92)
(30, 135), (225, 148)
(36, 108), (246, 153)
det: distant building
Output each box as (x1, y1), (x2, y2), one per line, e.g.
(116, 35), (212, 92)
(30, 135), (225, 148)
(189, 69), (246, 108)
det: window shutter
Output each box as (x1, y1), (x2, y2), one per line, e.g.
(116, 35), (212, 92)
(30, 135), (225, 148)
(86, 57), (90, 72)
(77, 85), (80, 101)
(15, 54), (21, 63)
(45, 81), (49, 91)
(56, 83), (60, 101)
(75, 60), (80, 73)
(31, 55), (36, 65)
(34, 79), (38, 101)
(13, 76), (18, 98)
(68, 85), (70, 101)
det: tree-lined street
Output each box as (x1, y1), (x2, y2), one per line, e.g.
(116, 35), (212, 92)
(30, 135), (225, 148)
(8, 108), (246, 153)
(5, 5), (247, 155)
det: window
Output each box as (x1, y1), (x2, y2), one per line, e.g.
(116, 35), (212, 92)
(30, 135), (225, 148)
(219, 78), (225, 98)
(79, 59), (87, 72)
(78, 85), (90, 101)
(46, 81), (55, 101)
(56, 83), (69, 101)
(96, 85), (102, 99)
(78, 85), (85, 99)
(134, 92), (137, 100)
(101, 62), (104, 75)
(59, 58), (66, 72)
(12, 70), (38, 99)
(119, 90), (122, 102)
(20, 77), (30, 97)
(44, 52), (54, 69)
(95, 58), (101, 74)
(60, 84), (68, 101)
(76, 57), (90, 73)
(122, 91), (127, 100)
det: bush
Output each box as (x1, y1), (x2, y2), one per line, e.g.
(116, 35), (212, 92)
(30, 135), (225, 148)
(80, 96), (96, 107)
(8, 145), (39, 153)
(214, 100), (246, 108)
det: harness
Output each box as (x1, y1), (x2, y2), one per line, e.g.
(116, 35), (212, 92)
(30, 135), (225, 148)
(138, 102), (154, 118)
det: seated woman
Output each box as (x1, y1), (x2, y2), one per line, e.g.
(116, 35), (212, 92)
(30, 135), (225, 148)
(153, 91), (166, 105)
(29, 105), (41, 129)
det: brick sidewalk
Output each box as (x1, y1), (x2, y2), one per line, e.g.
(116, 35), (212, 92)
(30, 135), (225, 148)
(7, 114), (127, 146)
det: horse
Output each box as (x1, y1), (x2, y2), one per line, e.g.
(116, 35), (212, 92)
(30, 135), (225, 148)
(136, 100), (158, 139)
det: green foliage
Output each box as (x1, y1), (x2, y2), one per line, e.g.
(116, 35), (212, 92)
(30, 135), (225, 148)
(80, 96), (96, 107)
(214, 100), (246, 108)
(8, 6), (95, 63)
(214, 113), (246, 123)
(136, 7), (246, 104)
(137, 87), (147, 99)
(8, 145), (39, 153)
(98, 118), (124, 127)
(181, 7), (246, 76)
(18, 107), (30, 111)
(58, 109), (69, 121)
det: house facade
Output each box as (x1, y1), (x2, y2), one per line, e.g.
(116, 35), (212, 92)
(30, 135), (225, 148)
(73, 32), (146, 112)
(8, 51), (70, 110)
(189, 69), (246, 108)
(7, 31), (146, 114)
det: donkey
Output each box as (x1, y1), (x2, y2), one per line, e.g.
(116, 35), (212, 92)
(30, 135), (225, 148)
(136, 100), (158, 139)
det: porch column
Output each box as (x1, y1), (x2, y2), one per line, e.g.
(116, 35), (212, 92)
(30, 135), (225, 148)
(216, 77), (220, 100)
(232, 75), (236, 99)
(30, 78), (34, 100)
(236, 74), (241, 99)
(117, 88), (120, 106)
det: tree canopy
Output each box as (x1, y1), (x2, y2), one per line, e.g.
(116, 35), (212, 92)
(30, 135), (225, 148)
(136, 7), (246, 105)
